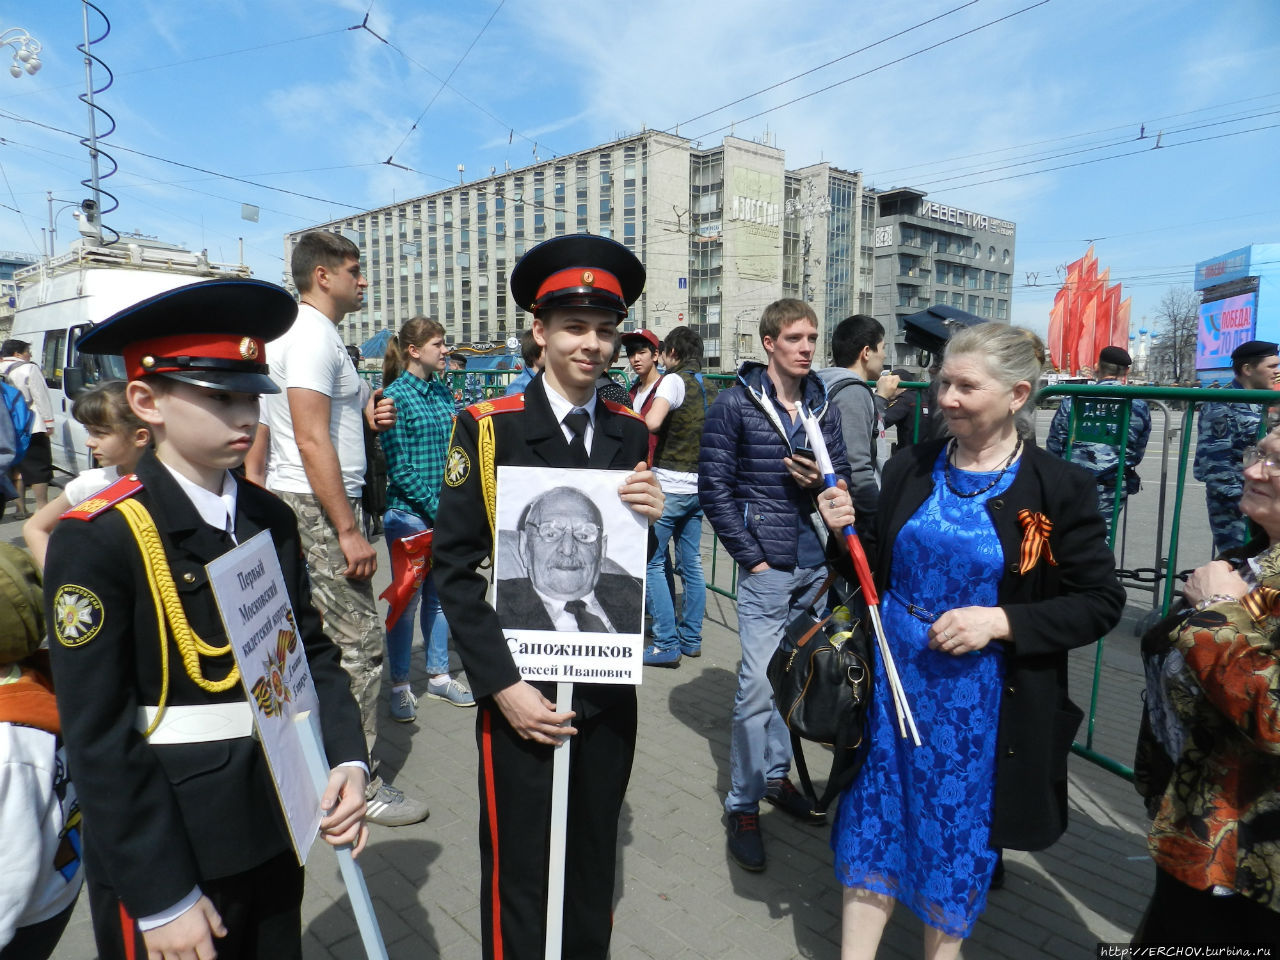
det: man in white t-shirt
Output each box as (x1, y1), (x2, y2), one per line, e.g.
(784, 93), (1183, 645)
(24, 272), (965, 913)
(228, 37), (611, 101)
(0, 340), (55, 517)
(261, 230), (428, 827)
(641, 326), (716, 668)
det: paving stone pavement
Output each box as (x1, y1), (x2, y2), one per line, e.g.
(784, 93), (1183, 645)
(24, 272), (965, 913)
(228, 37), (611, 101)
(10, 502), (1156, 960)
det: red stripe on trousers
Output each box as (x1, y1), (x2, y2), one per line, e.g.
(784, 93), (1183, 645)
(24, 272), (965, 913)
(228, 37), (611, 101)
(119, 901), (137, 960)
(481, 707), (504, 960)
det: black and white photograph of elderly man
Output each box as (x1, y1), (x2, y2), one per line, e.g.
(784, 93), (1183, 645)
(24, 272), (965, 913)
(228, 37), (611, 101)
(494, 467), (647, 636)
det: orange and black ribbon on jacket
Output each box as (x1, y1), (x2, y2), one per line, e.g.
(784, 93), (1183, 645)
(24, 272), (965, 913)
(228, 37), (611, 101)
(1017, 509), (1057, 574)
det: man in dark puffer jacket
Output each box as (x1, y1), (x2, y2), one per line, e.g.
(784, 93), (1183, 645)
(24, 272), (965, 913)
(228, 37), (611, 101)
(698, 298), (854, 872)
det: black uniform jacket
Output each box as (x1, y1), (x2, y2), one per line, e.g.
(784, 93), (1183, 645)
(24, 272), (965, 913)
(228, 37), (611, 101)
(875, 440), (1125, 851)
(45, 449), (366, 917)
(496, 573), (643, 635)
(434, 375), (650, 716)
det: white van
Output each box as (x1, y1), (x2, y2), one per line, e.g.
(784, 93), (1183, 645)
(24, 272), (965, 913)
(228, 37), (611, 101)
(11, 238), (249, 476)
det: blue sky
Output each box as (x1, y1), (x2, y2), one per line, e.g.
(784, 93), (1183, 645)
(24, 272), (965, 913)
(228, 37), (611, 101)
(2, 0), (1277, 339)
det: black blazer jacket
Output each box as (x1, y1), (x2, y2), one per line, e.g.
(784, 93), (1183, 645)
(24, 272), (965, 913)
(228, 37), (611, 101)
(45, 450), (366, 916)
(876, 440), (1126, 850)
(496, 572), (643, 635)
(434, 376), (651, 716)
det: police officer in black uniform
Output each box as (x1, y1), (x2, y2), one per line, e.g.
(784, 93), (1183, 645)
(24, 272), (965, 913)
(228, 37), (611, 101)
(44, 279), (368, 960)
(433, 234), (664, 960)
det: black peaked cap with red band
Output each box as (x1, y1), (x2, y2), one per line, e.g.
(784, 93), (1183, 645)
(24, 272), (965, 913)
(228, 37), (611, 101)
(510, 233), (645, 319)
(75, 278), (297, 395)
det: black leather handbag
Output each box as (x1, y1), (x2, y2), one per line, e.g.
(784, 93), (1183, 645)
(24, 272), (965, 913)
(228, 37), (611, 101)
(767, 576), (873, 812)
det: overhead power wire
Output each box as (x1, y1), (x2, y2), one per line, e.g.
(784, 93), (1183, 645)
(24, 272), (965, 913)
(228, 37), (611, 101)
(671, 0), (979, 131)
(1, 28), (349, 101)
(688, 0), (1052, 145)
(352, 13), (552, 158)
(381, 0), (507, 165)
(0, 110), (369, 210)
(925, 121), (1280, 192)
(0, 157), (40, 252)
(866, 88), (1280, 179)
(911, 108), (1280, 188)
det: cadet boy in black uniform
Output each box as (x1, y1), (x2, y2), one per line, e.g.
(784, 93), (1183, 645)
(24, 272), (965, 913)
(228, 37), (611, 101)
(434, 235), (664, 960)
(44, 279), (369, 960)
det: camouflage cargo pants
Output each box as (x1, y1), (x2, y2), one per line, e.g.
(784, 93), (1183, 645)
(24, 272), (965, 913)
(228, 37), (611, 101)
(277, 491), (383, 750)
(1096, 487), (1125, 538)
(1205, 489), (1249, 556)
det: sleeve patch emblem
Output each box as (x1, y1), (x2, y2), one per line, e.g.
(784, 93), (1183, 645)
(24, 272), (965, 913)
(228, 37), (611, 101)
(445, 446), (471, 487)
(53, 585), (104, 648)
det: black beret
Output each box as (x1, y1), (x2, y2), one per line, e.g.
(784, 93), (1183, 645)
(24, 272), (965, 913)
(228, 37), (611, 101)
(1098, 345), (1132, 367)
(1231, 340), (1279, 365)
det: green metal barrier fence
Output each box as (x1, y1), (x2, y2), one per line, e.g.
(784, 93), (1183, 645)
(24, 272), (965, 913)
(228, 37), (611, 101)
(699, 377), (1278, 782)
(1039, 383), (1275, 779)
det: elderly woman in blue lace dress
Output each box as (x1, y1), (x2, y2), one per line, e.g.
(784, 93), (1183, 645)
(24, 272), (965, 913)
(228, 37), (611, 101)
(833, 324), (1126, 959)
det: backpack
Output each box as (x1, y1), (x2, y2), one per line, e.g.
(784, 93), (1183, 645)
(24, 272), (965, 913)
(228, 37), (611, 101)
(0, 382), (31, 468)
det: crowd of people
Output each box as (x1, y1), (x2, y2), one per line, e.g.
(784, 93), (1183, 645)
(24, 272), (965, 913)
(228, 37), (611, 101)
(1, 229), (1277, 960)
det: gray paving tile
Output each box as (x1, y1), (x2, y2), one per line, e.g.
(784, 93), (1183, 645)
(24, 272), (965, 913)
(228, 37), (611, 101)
(39, 509), (1158, 959)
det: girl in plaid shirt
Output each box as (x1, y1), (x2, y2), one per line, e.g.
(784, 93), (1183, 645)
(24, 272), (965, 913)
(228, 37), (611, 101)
(381, 318), (475, 718)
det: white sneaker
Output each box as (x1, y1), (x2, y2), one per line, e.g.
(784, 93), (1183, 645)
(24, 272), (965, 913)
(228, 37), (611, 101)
(426, 676), (476, 708)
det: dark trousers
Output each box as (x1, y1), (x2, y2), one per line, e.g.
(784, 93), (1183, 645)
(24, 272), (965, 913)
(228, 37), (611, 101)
(87, 849), (305, 960)
(476, 692), (637, 960)
(1134, 865), (1280, 948)
(0, 895), (78, 960)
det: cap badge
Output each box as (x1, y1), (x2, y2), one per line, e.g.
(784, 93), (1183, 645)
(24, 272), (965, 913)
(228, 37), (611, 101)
(239, 337), (260, 361)
(141, 355), (156, 369)
(581, 270), (594, 285)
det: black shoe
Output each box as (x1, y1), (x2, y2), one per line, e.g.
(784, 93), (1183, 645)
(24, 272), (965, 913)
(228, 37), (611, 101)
(763, 777), (826, 825)
(727, 811), (765, 871)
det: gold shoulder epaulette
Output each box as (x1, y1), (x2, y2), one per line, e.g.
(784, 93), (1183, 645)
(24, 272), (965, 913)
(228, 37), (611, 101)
(467, 395), (525, 420)
(61, 474), (144, 521)
(602, 398), (643, 422)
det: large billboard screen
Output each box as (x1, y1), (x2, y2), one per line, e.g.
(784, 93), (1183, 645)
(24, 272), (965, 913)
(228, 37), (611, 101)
(1195, 246), (1252, 291)
(1198, 292), (1259, 373)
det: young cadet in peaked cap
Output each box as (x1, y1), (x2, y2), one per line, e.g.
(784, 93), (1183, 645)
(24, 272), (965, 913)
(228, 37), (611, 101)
(43, 279), (368, 960)
(433, 234), (664, 960)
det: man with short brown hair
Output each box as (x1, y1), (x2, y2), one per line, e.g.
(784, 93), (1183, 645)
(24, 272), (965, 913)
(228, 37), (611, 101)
(699, 298), (855, 871)
(261, 230), (428, 827)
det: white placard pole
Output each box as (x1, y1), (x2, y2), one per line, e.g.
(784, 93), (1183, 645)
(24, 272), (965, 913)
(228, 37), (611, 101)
(544, 680), (573, 960)
(295, 710), (389, 960)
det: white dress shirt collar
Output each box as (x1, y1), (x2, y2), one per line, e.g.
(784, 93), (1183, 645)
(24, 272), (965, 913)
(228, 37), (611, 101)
(161, 462), (239, 543)
(542, 381), (598, 449)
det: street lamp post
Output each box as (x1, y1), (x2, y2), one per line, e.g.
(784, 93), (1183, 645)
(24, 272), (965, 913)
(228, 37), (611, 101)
(1, 27), (41, 78)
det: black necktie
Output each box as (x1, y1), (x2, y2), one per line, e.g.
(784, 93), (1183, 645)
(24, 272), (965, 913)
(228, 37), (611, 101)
(564, 408), (590, 467)
(565, 599), (607, 632)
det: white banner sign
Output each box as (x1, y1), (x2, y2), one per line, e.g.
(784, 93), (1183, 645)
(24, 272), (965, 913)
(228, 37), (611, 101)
(493, 466), (647, 685)
(206, 530), (322, 862)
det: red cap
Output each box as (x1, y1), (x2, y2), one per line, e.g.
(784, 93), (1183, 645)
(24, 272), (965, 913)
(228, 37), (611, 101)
(621, 329), (660, 352)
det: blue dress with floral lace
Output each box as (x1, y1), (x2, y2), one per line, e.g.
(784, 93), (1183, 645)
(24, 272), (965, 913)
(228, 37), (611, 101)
(832, 447), (1016, 938)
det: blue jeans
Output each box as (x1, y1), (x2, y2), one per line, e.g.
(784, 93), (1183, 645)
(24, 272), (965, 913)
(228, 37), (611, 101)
(645, 493), (706, 652)
(383, 508), (451, 682)
(726, 563), (827, 813)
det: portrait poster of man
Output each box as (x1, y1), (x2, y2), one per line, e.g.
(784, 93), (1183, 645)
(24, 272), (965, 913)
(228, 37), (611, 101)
(494, 465), (647, 685)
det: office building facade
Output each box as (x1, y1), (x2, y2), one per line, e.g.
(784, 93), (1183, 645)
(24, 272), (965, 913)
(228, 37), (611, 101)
(289, 136), (1009, 372)
(871, 187), (1016, 365)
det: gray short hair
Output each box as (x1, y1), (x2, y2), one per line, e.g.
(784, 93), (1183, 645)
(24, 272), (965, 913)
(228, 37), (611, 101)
(944, 323), (1045, 437)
